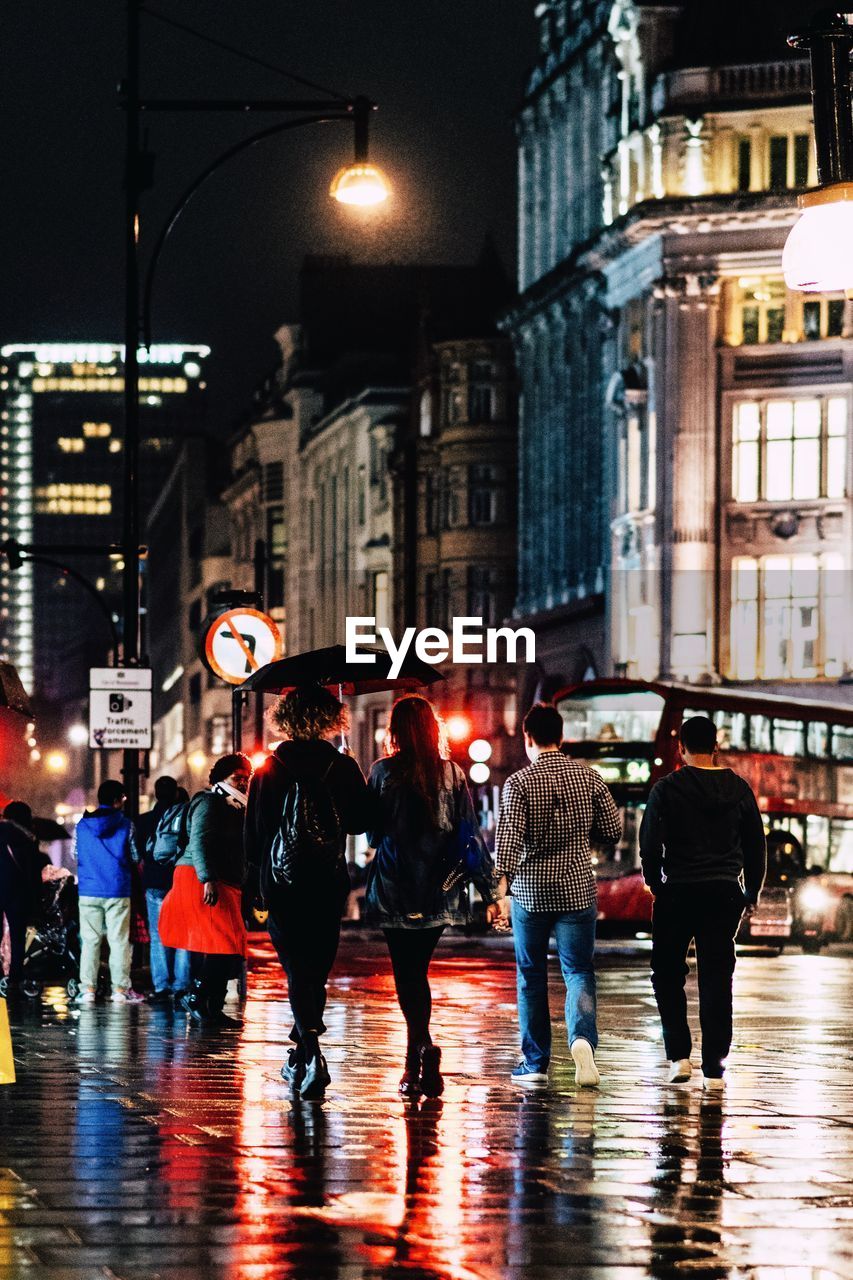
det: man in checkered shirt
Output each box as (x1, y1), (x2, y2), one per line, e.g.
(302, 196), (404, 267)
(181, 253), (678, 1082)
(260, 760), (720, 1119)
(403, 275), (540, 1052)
(495, 703), (622, 1088)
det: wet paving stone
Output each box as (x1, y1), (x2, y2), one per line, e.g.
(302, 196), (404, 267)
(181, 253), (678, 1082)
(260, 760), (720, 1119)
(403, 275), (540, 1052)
(1, 934), (852, 1279)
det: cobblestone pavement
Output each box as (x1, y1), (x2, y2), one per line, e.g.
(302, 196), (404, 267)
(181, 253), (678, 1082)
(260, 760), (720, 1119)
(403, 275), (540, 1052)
(1, 933), (852, 1280)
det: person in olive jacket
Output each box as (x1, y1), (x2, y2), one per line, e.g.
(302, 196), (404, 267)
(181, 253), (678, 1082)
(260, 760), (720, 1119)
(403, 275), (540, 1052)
(158, 753), (253, 1025)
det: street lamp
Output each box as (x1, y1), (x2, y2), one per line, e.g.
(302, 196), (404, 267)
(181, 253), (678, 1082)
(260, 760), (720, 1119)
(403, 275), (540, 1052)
(784, 11), (853, 291)
(120, 2), (392, 817)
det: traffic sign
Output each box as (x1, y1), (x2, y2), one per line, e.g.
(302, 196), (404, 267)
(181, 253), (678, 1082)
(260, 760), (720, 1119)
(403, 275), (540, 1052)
(203, 608), (282, 685)
(88, 668), (152, 750)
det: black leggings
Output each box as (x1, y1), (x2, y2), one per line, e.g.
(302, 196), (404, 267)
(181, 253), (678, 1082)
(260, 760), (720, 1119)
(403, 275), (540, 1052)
(190, 952), (242, 1012)
(383, 927), (444, 1048)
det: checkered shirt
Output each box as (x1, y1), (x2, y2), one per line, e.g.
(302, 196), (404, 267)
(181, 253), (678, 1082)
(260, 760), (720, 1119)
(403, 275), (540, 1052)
(495, 751), (622, 912)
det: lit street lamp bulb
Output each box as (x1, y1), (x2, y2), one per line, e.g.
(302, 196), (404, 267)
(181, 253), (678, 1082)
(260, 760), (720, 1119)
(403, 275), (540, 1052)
(67, 724), (88, 747)
(783, 183), (853, 292)
(187, 750), (207, 772)
(468, 738), (492, 763)
(469, 762), (491, 785)
(445, 714), (472, 743)
(45, 751), (68, 774)
(330, 163), (391, 207)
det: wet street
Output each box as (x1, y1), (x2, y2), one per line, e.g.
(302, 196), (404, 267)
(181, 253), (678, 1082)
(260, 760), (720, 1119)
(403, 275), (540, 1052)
(1, 933), (852, 1280)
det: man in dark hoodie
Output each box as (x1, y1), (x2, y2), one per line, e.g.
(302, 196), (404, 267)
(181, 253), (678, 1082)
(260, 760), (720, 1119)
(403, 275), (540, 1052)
(74, 779), (144, 1004)
(639, 716), (766, 1090)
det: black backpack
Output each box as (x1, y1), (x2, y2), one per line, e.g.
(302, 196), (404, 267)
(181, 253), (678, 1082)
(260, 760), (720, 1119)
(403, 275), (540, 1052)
(270, 759), (342, 886)
(150, 800), (192, 866)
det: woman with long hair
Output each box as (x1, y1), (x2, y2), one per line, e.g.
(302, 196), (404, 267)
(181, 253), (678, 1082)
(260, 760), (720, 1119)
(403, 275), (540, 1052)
(158, 753), (253, 1027)
(244, 685), (373, 1100)
(366, 696), (497, 1098)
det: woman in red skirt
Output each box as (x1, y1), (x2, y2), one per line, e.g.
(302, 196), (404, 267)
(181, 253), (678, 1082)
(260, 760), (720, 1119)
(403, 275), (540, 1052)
(159, 753), (253, 1026)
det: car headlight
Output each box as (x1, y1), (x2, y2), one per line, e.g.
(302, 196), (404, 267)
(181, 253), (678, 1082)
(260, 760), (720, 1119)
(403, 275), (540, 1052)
(798, 883), (830, 912)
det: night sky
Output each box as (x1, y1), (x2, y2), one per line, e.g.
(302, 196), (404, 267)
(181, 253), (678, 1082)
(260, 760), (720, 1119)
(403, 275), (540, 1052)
(2, 3), (537, 435)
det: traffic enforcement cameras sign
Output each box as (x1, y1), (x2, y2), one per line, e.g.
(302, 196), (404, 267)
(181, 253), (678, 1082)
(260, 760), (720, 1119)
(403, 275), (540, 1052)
(203, 608), (282, 685)
(89, 667), (152, 750)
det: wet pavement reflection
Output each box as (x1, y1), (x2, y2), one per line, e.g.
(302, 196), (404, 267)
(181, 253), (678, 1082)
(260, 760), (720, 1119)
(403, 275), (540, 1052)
(1, 934), (852, 1278)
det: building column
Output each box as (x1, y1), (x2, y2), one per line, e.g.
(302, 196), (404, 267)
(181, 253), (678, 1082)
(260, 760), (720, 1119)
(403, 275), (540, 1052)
(652, 273), (721, 682)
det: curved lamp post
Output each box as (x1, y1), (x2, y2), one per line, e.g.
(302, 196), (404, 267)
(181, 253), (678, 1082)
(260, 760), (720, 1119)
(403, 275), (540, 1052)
(784, 11), (853, 291)
(120, 0), (391, 815)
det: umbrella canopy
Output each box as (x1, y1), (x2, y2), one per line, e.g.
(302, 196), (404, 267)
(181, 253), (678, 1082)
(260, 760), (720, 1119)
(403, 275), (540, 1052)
(240, 644), (444, 696)
(0, 662), (32, 717)
(33, 816), (71, 843)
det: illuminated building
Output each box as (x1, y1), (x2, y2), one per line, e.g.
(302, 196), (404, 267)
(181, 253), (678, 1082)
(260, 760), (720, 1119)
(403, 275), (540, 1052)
(0, 343), (209, 696)
(506, 1), (852, 702)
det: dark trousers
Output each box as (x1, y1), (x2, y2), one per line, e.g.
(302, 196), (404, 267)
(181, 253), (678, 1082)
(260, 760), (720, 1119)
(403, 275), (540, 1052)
(189, 952), (241, 1013)
(268, 895), (345, 1048)
(0, 886), (27, 983)
(383, 926), (445, 1049)
(650, 882), (746, 1076)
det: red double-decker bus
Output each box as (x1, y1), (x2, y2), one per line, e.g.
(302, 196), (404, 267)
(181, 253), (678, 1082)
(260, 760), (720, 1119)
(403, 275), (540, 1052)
(554, 679), (853, 951)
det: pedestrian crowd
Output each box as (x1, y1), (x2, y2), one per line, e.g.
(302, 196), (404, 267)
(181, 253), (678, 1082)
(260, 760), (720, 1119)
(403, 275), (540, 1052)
(1, 688), (766, 1099)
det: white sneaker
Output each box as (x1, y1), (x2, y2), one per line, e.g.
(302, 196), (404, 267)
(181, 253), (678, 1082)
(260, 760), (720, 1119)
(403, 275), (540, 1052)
(110, 989), (145, 1004)
(570, 1038), (601, 1088)
(667, 1058), (693, 1083)
(702, 1075), (725, 1091)
(78, 989), (96, 1004)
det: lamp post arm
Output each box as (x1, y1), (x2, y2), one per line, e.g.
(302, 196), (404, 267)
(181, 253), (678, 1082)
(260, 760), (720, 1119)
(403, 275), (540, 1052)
(141, 111), (352, 347)
(23, 555), (122, 667)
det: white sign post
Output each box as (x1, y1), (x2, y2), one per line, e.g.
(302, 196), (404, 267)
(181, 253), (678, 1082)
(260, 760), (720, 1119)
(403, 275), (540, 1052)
(89, 668), (152, 750)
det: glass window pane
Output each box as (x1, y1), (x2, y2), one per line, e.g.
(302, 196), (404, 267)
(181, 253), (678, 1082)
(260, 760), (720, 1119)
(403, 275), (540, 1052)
(763, 555), (790, 596)
(828, 397), (847, 436)
(737, 138), (751, 191)
(807, 722), (830, 757)
(769, 135), (788, 189)
(803, 300), (822, 339)
(832, 726), (853, 762)
(750, 715), (772, 752)
(766, 309), (785, 343)
(793, 400), (820, 437)
(826, 438), (847, 498)
(792, 553), (820, 597)
(794, 134), (810, 188)
(765, 440), (793, 499)
(766, 401), (793, 438)
(731, 602), (757, 679)
(823, 593), (844, 676)
(828, 820), (853, 873)
(735, 402), (760, 439)
(735, 442), (759, 501)
(734, 557), (758, 599)
(741, 306), (759, 344)
(827, 298), (845, 337)
(792, 438), (820, 498)
(762, 600), (789, 677)
(773, 719), (804, 756)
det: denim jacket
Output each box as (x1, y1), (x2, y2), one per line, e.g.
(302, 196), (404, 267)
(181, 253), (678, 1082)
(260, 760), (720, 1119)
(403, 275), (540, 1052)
(364, 758), (495, 929)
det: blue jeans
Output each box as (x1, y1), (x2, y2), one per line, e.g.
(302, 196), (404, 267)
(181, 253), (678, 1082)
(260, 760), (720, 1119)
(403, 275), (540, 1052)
(145, 889), (191, 993)
(512, 902), (598, 1071)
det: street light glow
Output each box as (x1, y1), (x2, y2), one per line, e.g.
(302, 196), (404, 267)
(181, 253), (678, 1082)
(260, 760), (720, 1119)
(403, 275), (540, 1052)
(783, 183), (853, 291)
(329, 163), (391, 207)
(187, 750), (207, 772)
(44, 750), (68, 773)
(445, 714), (472, 743)
(67, 723), (88, 746)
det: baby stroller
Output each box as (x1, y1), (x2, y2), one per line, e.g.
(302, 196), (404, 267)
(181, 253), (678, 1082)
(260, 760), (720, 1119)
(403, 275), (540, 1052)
(0, 874), (81, 999)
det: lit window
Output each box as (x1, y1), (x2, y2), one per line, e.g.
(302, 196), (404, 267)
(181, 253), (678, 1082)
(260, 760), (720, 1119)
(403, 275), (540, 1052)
(732, 396), (847, 502)
(730, 553), (846, 679)
(82, 422), (111, 437)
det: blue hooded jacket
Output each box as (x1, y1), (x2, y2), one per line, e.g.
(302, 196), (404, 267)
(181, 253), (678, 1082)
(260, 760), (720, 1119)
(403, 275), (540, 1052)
(75, 807), (137, 898)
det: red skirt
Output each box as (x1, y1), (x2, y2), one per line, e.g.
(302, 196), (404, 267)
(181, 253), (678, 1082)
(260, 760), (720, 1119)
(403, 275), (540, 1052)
(158, 865), (247, 957)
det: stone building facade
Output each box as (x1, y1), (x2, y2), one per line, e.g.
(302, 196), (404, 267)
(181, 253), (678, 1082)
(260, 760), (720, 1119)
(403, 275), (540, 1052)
(506, 0), (852, 702)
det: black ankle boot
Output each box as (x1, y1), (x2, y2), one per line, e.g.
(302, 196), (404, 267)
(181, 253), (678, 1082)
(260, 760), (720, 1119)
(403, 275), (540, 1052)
(399, 1046), (422, 1098)
(419, 1044), (444, 1098)
(180, 979), (206, 1023)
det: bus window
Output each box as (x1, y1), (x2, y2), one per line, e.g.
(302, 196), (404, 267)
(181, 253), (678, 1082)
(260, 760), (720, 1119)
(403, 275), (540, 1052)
(805, 814), (830, 869)
(557, 690), (665, 743)
(828, 819), (853, 873)
(750, 715), (772, 752)
(832, 725), (853, 761)
(773, 719), (805, 757)
(682, 707), (748, 750)
(807, 722), (830, 758)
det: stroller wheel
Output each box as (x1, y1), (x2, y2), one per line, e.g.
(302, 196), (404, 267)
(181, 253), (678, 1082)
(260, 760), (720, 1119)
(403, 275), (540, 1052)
(66, 978), (81, 1000)
(22, 979), (42, 1000)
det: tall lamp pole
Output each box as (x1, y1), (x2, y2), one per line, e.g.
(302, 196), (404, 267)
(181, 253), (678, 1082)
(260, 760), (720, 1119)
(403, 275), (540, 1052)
(120, 1), (390, 816)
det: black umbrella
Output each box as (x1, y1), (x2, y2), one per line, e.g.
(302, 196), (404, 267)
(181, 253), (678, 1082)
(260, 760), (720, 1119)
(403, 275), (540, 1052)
(33, 817), (71, 843)
(240, 643), (444, 696)
(0, 661), (32, 717)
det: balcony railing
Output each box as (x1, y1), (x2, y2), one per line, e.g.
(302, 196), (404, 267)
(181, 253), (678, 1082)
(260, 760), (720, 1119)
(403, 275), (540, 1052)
(652, 59), (811, 114)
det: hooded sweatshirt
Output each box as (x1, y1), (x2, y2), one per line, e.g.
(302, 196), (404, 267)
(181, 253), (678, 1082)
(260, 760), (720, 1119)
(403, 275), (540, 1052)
(74, 807), (137, 899)
(639, 767), (766, 902)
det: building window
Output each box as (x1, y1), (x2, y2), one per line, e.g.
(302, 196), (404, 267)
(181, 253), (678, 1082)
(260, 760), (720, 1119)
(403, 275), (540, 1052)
(468, 464), (503, 525)
(189, 672), (201, 705)
(732, 395), (848, 502)
(425, 470), (440, 534)
(737, 137), (751, 191)
(467, 565), (499, 625)
(769, 132), (811, 189)
(207, 715), (229, 756)
(769, 136), (788, 191)
(794, 133), (810, 188)
(424, 570), (451, 629)
(419, 389), (432, 438)
(730, 553), (845, 679)
(357, 464), (366, 525)
(372, 570), (389, 630)
(467, 361), (495, 423)
(732, 278), (786, 345)
(803, 297), (845, 340)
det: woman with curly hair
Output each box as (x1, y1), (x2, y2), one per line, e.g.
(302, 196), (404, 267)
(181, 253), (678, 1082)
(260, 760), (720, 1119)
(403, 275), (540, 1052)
(245, 684), (372, 1099)
(158, 752), (253, 1027)
(365, 696), (497, 1098)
